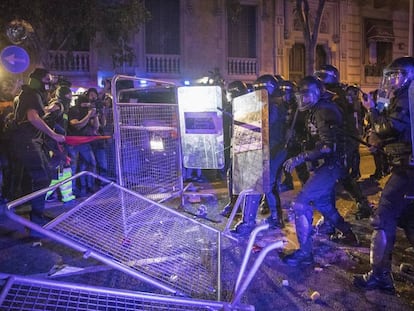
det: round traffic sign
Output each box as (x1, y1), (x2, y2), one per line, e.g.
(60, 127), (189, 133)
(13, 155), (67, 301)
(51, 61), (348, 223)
(1, 45), (30, 74)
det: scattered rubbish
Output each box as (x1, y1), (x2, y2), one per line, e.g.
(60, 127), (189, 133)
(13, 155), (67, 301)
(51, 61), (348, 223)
(405, 247), (414, 253)
(252, 244), (262, 253)
(188, 195), (201, 203)
(32, 241), (42, 247)
(282, 279), (289, 286)
(310, 291), (321, 301)
(400, 263), (414, 275)
(48, 264), (67, 276)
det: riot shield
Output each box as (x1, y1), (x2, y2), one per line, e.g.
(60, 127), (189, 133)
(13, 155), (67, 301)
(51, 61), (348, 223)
(409, 80), (414, 166)
(177, 86), (225, 169)
(231, 89), (270, 194)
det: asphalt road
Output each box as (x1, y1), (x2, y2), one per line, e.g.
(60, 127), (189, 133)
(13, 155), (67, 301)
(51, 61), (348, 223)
(0, 147), (413, 311)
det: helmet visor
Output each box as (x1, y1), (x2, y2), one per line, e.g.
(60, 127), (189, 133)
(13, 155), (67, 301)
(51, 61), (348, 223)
(296, 89), (317, 111)
(379, 68), (407, 99)
(314, 70), (337, 83)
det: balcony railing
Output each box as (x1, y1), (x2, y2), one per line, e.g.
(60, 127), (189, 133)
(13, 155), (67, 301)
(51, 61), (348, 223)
(146, 54), (181, 74)
(48, 50), (90, 73)
(364, 64), (385, 77)
(227, 57), (257, 76)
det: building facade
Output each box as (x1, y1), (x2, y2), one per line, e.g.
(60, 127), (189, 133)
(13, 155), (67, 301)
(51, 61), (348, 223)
(50, 0), (412, 93)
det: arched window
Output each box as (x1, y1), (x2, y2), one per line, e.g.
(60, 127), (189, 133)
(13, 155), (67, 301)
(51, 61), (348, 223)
(289, 43), (305, 83)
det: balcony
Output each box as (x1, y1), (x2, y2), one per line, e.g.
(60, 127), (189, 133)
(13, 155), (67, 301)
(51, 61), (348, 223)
(48, 50), (90, 75)
(227, 57), (257, 77)
(145, 54), (181, 75)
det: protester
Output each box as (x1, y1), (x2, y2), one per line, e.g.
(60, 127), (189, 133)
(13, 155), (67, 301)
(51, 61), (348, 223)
(11, 68), (65, 227)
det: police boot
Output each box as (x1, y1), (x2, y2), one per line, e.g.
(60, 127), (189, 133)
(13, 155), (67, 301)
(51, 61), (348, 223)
(354, 228), (396, 294)
(355, 200), (373, 220)
(283, 206), (314, 266)
(313, 217), (335, 236)
(353, 268), (395, 295)
(278, 175), (294, 192)
(330, 228), (359, 246)
(263, 215), (284, 230)
(232, 193), (260, 236)
(220, 195), (238, 217)
(328, 212), (360, 246)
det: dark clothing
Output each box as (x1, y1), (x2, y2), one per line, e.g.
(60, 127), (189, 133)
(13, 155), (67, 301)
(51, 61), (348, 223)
(266, 100), (289, 220)
(304, 96), (349, 162)
(12, 85), (51, 222)
(14, 85), (46, 140)
(367, 84), (414, 273)
(67, 106), (92, 136)
(291, 95), (352, 255)
(326, 83), (369, 212)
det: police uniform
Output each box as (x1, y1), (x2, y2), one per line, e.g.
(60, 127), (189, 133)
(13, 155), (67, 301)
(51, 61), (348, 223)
(354, 58), (414, 294)
(282, 76), (358, 266)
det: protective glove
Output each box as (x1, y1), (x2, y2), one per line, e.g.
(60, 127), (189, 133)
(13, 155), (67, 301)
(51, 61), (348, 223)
(283, 153), (306, 174)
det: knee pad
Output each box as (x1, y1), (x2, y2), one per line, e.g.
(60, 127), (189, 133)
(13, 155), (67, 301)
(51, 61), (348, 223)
(370, 214), (383, 230)
(370, 229), (387, 267)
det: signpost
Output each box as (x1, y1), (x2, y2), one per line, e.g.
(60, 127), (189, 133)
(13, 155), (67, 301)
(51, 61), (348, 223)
(0, 45), (30, 74)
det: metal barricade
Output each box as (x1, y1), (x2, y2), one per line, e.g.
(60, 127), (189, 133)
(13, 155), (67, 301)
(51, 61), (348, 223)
(0, 275), (254, 311)
(6, 172), (223, 300)
(111, 75), (182, 202)
(4, 173), (285, 309)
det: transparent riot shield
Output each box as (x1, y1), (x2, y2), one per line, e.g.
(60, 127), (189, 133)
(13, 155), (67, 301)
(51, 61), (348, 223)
(177, 86), (225, 169)
(231, 89), (270, 194)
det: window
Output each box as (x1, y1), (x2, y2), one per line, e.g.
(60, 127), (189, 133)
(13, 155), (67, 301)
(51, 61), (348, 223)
(289, 43), (305, 83)
(145, 0), (180, 54)
(289, 43), (327, 82)
(315, 45), (327, 71)
(227, 5), (257, 58)
(364, 18), (394, 77)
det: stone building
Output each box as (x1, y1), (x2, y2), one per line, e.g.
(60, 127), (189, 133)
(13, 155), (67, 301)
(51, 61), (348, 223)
(48, 0), (412, 92)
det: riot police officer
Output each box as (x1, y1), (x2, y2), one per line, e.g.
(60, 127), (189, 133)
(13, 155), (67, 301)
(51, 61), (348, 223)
(278, 79), (310, 192)
(282, 76), (359, 266)
(230, 74), (285, 234)
(314, 65), (372, 221)
(354, 57), (414, 294)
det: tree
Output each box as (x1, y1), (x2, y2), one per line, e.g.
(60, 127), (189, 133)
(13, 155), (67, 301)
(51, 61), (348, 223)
(294, 0), (326, 75)
(0, 0), (150, 68)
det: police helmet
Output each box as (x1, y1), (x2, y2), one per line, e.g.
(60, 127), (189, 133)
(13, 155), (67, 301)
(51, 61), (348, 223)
(275, 79), (297, 100)
(381, 56), (414, 93)
(254, 74), (279, 96)
(296, 76), (324, 111)
(226, 80), (248, 101)
(314, 64), (340, 84)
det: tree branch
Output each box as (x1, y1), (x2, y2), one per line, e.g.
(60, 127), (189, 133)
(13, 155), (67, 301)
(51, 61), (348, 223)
(311, 0), (326, 45)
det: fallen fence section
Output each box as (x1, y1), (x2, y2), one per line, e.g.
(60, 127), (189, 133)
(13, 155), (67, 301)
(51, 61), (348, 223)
(0, 275), (254, 311)
(5, 172), (284, 309)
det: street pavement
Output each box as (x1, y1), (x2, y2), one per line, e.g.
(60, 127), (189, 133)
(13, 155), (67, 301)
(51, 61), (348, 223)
(0, 147), (413, 310)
